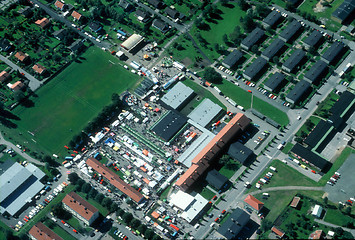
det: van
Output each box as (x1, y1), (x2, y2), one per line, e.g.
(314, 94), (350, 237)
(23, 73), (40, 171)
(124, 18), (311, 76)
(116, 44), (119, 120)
(40, 190), (46, 195)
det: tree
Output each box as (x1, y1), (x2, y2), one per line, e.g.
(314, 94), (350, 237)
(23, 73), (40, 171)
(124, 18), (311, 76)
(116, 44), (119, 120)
(203, 67), (222, 84)
(130, 218), (141, 229)
(323, 197), (328, 205)
(52, 205), (72, 220)
(122, 212), (133, 224)
(81, 182), (91, 193)
(102, 197), (112, 208)
(109, 203), (118, 212)
(152, 235), (162, 240)
(219, 154), (230, 166)
(76, 178), (85, 187)
(144, 229), (155, 239)
(272, 56), (280, 64)
(345, 206), (351, 215)
(240, 15), (255, 33)
(251, 45), (259, 54)
(116, 208), (124, 216)
(229, 26), (243, 44)
(14, 91), (25, 102)
(222, 34), (229, 44)
(137, 224), (147, 234)
(255, 4), (270, 18)
(89, 188), (98, 199)
(237, 0), (249, 11)
(68, 173), (79, 184)
(95, 193), (105, 204)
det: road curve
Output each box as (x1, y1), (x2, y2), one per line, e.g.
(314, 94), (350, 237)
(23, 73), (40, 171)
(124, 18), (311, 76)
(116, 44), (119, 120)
(246, 185), (324, 197)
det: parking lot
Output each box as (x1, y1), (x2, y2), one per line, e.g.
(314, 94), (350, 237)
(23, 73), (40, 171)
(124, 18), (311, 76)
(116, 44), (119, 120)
(324, 153), (355, 203)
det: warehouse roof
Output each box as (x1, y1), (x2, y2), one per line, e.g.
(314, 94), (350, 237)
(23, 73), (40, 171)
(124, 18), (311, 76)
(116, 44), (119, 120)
(228, 142), (253, 164)
(321, 41), (345, 64)
(286, 80), (311, 103)
(304, 30), (323, 48)
(134, 78), (155, 98)
(304, 60), (328, 83)
(121, 34), (144, 51)
(222, 50), (243, 68)
(161, 82), (194, 110)
(264, 72), (285, 92)
(330, 91), (355, 118)
(243, 57), (267, 79)
(332, 0), (355, 22)
(291, 144), (332, 172)
(261, 38), (285, 60)
(62, 192), (98, 221)
(86, 157), (144, 203)
(304, 120), (333, 148)
(180, 193), (208, 222)
(282, 49), (306, 71)
(241, 27), (265, 49)
(206, 169), (228, 190)
(263, 11), (282, 27)
(217, 208), (250, 239)
(188, 98), (222, 127)
(151, 110), (188, 141)
(279, 20), (302, 42)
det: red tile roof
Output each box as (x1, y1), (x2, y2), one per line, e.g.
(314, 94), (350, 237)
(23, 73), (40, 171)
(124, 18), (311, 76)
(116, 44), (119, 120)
(62, 192), (98, 221)
(10, 81), (24, 91)
(14, 51), (28, 62)
(86, 157), (145, 203)
(290, 196), (300, 208)
(309, 230), (324, 239)
(0, 71), (10, 82)
(32, 64), (46, 74)
(35, 18), (50, 28)
(244, 194), (264, 211)
(29, 222), (63, 240)
(175, 113), (250, 191)
(71, 11), (82, 20)
(272, 226), (285, 237)
(54, 0), (65, 10)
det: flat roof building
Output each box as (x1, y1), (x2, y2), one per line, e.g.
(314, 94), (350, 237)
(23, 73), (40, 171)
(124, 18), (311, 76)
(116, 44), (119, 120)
(241, 27), (265, 51)
(150, 110), (188, 141)
(205, 169), (228, 190)
(331, 0), (355, 24)
(222, 50), (243, 69)
(228, 142), (253, 165)
(285, 80), (311, 104)
(303, 30), (323, 50)
(62, 192), (99, 225)
(86, 157), (145, 203)
(330, 91), (355, 119)
(121, 34), (144, 52)
(261, 38), (285, 61)
(29, 222), (63, 240)
(243, 57), (267, 81)
(161, 82), (195, 110)
(264, 72), (285, 92)
(262, 11), (282, 28)
(187, 98), (223, 127)
(321, 41), (345, 65)
(279, 20), (302, 42)
(175, 113), (250, 192)
(304, 120), (333, 148)
(282, 49), (306, 73)
(304, 60), (328, 84)
(216, 208), (250, 240)
(0, 160), (45, 216)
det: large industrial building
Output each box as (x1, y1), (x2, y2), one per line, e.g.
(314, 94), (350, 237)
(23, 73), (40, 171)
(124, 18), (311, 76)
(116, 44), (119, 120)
(175, 113), (251, 192)
(150, 110), (188, 142)
(86, 157), (145, 203)
(187, 98), (223, 128)
(160, 82), (195, 110)
(0, 160), (45, 216)
(62, 192), (99, 226)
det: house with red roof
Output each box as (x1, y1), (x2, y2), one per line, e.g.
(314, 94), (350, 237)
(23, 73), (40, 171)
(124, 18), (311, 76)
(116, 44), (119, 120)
(14, 51), (29, 62)
(32, 64), (46, 75)
(54, 0), (67, 11)
(35, 18), (50, 28)
(309, 230), (325, 239)
(10, 81), (24, 91)
(272, 226), (285, 238)
(29, 222), (63, 240)
(0, 71), (10, 83)
(71, 11), (82, 21)
(244, 194), (264, 212)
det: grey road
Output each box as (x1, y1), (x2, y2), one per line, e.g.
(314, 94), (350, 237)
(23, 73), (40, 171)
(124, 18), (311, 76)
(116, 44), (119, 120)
(247, 185), (323, 197)
(0, 54), (42, 91)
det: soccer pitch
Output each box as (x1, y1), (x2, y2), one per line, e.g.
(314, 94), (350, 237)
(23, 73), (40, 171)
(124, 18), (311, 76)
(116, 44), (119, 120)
(14, 47), (140, 154)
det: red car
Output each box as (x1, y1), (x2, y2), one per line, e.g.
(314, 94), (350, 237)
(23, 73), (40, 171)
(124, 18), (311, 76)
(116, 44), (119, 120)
(45, 199), (49, 203)
(123, 236), (128, 240)
(311, 170), (316, 174)
(61, 220), (65, 224)
(248, 90), (252, 93)
(332, 174), (339, 179)
(212, 195), (217, 200)
(221, 210), (226, 214)
(24, 218), (28, 222)
(25, 215), (29, 220)
(214, 218), (219, 222)
(73, 229), (77, 233)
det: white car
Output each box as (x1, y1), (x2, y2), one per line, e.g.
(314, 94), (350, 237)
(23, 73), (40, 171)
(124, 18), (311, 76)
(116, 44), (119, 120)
(335, 172), (341, 176)
(327, 181), (333, 185)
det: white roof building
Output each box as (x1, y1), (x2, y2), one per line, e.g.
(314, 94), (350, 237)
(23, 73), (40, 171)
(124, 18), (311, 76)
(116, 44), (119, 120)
(169, 190), (194, 211)
(312, 205), (323, 218)
(121, 34), (144, 52)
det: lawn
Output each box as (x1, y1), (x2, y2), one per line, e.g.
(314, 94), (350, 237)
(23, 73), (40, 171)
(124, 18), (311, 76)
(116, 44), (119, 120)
(66, 217), (83, 231)
(281, 142), (294, 154)
(216, 80), (289, 126)
(324, 208), (354, 226)
(296, 116), (322, 138)
(314, 91), (340, 117)
(248, 160), (317, 193)
(219, 162), (241, 179)
(12, 47), (140, 156)
(44, 219), (76, 240)
(200, 187), (216, 200)
(159, 185), (172, 200)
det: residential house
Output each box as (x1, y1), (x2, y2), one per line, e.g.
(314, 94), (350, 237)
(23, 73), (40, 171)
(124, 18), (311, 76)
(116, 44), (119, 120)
(216, 208), (250, 239)
(241, 27), (265, 51)
(89, 22), (102, 33)
(205, 169), (228, 190)
(0, 39), (12, 52)
(282, 49), (306, 73)
(264, 72), (285, 92)
(261, 38), (285, 61)
(303, 30), (323, 50)
(321, 41), (345, 65)
(32, 64), (46, 75)
(35, 18), (50, 28)
(165, 7), (181, 20)
(29, 222), (63, 240)
(304, 60), (328, 84)
(279, 20), (302, 42)
(71, 11), (82, 21)
(10, 81), (24, 91)
(312, 205), (323, 218)
(135, 9), (150, 23)
(119, 0), (133, 12)
(0, 71), (10, 83)
(152, 19), (170, 33)
(285, 80), (311, 104)
(53, 29), (66, 40)
(244, 195), (264, 212)
(68, 39), (84, 53)
(54, 0), (67, 11)
(331, 0), (355, 24)
(228, 141), (253, 165)
(309, 230), (325, 239)
(272, 226), (285, 238)
(14, 51), (29, 62)
(243, 57), (268, 81)
(147, 0), (164, 9)
(290, 196), (301, 208)
(62, 192), (99, 225)
(222, 50), (243, 69)
(262, 11), (282, 28)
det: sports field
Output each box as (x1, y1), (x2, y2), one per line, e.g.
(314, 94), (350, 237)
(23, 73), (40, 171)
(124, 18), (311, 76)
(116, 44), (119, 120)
(13, 47), (139, 154)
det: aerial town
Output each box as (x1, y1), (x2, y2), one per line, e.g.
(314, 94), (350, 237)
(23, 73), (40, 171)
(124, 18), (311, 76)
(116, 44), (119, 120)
(0, 0), (354, 239)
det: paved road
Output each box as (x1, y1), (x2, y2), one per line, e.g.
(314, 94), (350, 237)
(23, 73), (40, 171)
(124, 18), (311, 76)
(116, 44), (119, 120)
(31, 0), (111, 50)
(0, 54), (42, 91)
(0, 132), (44, 166)
(246, 186), (324, 197)
(314, 219), (355, 237)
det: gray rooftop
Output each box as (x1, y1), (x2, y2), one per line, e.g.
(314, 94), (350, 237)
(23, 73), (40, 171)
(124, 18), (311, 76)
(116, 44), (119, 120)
(161, 82), (194, 110)
(303, 30), (323, 48)
(279, 20), (302, 42)
(286, 80), (311, 103)
(261, 38), (285, 60)
(332, 0), (355, 22)
(282, 49), (306, 72)
(321, 41), (345, 64)
(263, 11), (282, 27)
(241, 27), (265, 49)
(264, 72), (285, 92)
(217, 208), (250, 239)
(188, 98), (223, 127)
(222, 50), (243, 68)
(304, 60), (328, 83)
(243, 57), (267, 79)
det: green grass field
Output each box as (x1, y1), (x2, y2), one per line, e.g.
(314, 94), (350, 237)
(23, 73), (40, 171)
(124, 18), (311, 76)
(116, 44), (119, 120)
(200, 187), (216, 200)
(216, 80), (289, 126)
(281, 142), (294, 154)
(12, 47), (139, 155)
(324, 208), (354, 226)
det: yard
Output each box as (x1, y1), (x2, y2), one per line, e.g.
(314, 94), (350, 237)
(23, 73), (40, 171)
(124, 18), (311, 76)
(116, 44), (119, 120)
(219, 161), (241, 179)
(200, 187), (216, 200)
(324, 208), (355, 226)
(43, 219), (76, 240)
(281, 142), (294, 154)
(11, 47), (140, 156)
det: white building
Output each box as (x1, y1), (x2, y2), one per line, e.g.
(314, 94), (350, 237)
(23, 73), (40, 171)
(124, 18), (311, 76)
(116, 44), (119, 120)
(312, 205), (323, 218)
